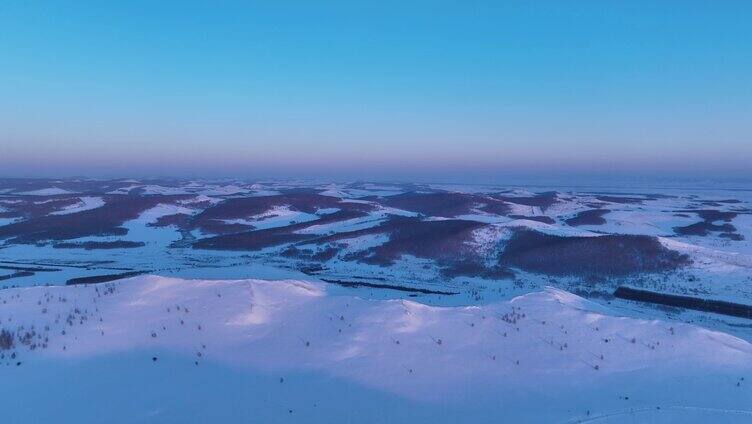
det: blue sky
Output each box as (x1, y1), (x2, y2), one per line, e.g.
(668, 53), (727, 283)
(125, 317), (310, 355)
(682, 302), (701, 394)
(1, 1), (750, 182)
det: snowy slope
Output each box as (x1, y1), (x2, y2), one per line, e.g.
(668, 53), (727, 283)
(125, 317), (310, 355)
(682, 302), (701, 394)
(1, 276), (750, 423)
(49, 196), (106, 215)
(17, 187), (75, 196)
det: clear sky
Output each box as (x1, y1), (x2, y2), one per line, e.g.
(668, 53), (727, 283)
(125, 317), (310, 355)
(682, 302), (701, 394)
(1, 1), (751, 182)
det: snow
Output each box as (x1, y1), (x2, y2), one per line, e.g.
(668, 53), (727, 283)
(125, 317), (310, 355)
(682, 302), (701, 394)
(49, 197), (106, 215)
(223, 205), (320, 230)
(139, 185), (190, 195)
(247, 188), (281, 196)
(294, 208), (400, 235)
(320, 188), (402, 198)
(500, 219), (600, 237)
(134, 204), (197, 225)
(659, 237), (752, 272)
(504, 201), (543, 216)
(294, 217), (383, 235)
(577, 209), (696, 236)
(0, 217), (19, 226)
(19, 276), (751, 378)
(1, 275), (750, 422)
(178, 194), (221, 206)
(317, 182), (404, 198)
(106, 184), (141, 194)
(17, 187), (74, 196)
(199, 184), (250, 196)
(468, 225), (512, 257)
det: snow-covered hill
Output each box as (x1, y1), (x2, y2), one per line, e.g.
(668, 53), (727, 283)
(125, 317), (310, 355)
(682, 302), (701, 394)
(1, 275), (750, 422)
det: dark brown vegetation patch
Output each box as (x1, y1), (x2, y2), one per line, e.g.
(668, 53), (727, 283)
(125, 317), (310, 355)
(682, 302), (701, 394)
(673, 209), (742, 239)
(494, 191), (558, 211)
(0, 178), (149, 195)
(0, 329), (14, 350)
(380, 192), (509, 217)
(439, 260), (515, 280)
(287, 216), (512, 279)
(149, 213), (193, 228)
(719, 232), (745, 241)
(508, 215), (556, 224)
(586, 191), (675, 200)
(314, 216), (502, 278)
(0, 271), (34, 281)
(320, 278), (458, 295)
(194, 194), (345, 221)
(499, 229), (690, 277)
(674, 222), (737, 236)
(699, 199), (742, 205)
(344, 217), (486, 266)
(192, 210), (369, 251)
(0, 196), (83, 218)
(196, 220), (255, 235)
(281, 245), (341, 262)
(565, 209), (610, 226)
(0, 195), (187, 243)
(187, 194), (373, 235)
(594, 195), (645, 204)
(66, 271), (146, 285)
(53, 241), (146, 250)
(193, 231), (309, 251)
(614, 286), (752, 319)
(694, 209), (738, 222)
